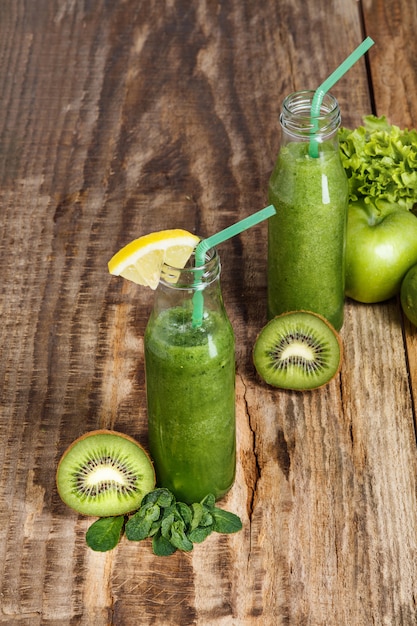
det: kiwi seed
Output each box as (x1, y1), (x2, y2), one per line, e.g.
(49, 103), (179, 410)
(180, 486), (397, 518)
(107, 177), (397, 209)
(253, 311), (343, 390)
(56, 429), (155, 517)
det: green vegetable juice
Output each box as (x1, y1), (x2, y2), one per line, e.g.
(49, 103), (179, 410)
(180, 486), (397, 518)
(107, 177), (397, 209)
(145, 305), (236, 504)
(268, 137), (348, 331)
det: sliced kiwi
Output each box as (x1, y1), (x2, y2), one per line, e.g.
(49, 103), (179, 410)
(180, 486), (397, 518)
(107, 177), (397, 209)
(253, 311), (342, 391)
(56, 430), (155, 517)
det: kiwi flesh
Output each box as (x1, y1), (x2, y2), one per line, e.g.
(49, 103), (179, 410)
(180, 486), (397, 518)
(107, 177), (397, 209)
(56, 429), (155, 517)
(253, 311), (342, 390)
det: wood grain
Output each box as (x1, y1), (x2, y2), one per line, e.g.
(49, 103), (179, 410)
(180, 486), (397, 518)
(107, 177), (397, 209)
(1, 0), (416, 624)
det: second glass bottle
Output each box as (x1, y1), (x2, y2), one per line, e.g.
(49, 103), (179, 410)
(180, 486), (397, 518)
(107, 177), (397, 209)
(267, 90), (348, 330)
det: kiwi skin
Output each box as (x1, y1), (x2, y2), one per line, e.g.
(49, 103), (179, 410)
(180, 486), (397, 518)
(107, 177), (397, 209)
(253, 310), (343, 391)
(56, 429), (156, 517)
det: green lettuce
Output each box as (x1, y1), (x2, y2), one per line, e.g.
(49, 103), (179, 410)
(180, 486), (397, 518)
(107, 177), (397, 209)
(339, 115), (417, 212)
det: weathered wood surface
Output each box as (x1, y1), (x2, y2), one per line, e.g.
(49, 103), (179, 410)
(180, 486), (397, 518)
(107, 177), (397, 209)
(1, 0), (416, 624)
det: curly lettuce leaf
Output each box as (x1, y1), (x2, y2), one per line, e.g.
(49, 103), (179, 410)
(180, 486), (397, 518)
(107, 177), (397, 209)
(339, 115), (417, 212)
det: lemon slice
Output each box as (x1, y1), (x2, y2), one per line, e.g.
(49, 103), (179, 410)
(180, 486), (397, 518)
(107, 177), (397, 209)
(108, 229), (200, 289)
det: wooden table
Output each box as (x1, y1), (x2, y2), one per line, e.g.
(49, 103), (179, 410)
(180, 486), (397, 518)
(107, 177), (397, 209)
(1, 1), (416, 624)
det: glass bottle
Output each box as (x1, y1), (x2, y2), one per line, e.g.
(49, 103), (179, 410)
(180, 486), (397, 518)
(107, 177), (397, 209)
(267, 90), (348, 330)
(144, 247), (236, 504)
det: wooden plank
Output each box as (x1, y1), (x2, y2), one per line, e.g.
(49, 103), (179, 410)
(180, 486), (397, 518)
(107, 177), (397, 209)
(362, 0), (417, 127)
(362, 0), (417, 438)
(343, 4), (417, 622)
(0, 0), (416, 624)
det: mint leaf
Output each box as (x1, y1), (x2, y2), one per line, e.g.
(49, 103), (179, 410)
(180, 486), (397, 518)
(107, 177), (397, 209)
(190, 503), (204, 530)
(142, 487), (175, 508)
(188, 525), (213, 543)
(160, 512), (175, 538)
(200, 493), (216, 509)
(149, 520), (162, 537)
(169, 520), (193, 552)
(86, 516), (124, 552)
(200, 509), (213, 527)
(176, 502), (192, 526)
(152, 531), (177, 556)
(125, 504), (161, 541)
(211, 508), (243, 534)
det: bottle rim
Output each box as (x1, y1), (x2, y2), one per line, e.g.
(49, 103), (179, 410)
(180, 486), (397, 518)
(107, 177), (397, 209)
(159, 246), (220, 290)
(280, 90), (341, 141)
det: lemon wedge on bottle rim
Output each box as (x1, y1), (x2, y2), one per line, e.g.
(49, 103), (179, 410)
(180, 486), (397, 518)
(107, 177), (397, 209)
(108, 229), (200, 289)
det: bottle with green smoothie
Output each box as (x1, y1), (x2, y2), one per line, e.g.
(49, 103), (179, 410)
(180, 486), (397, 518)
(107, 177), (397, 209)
(267, 90), (348, 330)
(144, 247), (235, 504)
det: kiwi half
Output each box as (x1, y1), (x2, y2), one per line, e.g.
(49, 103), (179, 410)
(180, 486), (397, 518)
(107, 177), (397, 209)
(56, 430), (155, 517)
(253, 311), (342, 390)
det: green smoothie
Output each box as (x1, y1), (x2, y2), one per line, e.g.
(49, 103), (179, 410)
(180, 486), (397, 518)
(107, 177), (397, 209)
(268, 141), (348, 330)
(145, 305), (235, 504)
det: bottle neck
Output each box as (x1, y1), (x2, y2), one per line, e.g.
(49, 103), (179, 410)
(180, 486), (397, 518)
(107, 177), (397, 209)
(280, 90), (341, 149)
(152, 247), (224, 317)
(159, 246), (220, 291)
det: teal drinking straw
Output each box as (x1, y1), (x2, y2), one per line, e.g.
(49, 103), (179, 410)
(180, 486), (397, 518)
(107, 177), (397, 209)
(192, 204), (276, 327)
(309, 36), (375, 158)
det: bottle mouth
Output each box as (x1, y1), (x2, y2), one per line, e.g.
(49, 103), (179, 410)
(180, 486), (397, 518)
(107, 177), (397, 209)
(280, 90), (341, 140)
(159, 246), (220, 289)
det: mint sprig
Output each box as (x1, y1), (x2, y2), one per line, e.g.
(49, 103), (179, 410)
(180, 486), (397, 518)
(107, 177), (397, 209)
(85, 488), (242, 556)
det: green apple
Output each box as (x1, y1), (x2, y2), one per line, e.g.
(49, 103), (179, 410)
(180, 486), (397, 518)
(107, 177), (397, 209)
(345, 201), (417, 303)
(401, 263), (417, 326)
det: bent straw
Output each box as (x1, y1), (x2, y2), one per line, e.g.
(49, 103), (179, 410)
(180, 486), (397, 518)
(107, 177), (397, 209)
(309, 36), (375, 158)
(192, 204), (276, 327)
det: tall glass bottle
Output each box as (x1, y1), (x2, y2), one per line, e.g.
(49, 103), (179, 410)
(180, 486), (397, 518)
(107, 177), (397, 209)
(267, 90), (348, 330)
(144, 247), (235, 504)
